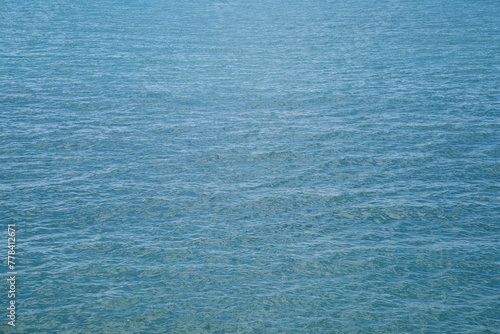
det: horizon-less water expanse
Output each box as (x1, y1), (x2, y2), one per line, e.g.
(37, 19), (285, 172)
(1, 0), (499, 333)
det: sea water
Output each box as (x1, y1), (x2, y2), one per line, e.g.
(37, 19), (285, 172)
(1, 0), (499, 333)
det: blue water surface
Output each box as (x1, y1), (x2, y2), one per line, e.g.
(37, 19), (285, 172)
(1, 0), (499, 333)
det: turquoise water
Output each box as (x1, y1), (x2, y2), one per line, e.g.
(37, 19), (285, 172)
(1, 0), (499, 332)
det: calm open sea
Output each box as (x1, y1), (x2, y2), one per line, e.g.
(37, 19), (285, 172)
(1, 0), (499, 333)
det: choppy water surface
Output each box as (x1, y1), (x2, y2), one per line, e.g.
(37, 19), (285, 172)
(1, 0), (499, 333)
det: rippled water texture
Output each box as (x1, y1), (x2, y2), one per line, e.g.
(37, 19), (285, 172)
(1, 0), (499, 333)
